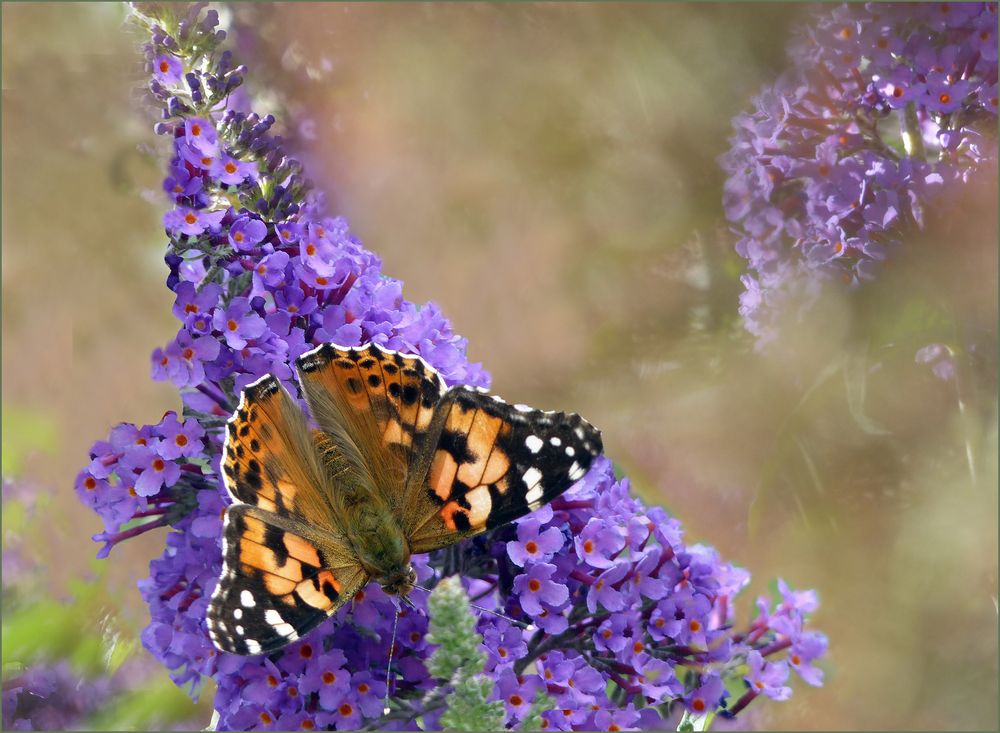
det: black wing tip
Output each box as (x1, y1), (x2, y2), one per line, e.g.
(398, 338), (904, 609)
(243, 373), (281, 402)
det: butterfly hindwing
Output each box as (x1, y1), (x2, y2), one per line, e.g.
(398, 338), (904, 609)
(405, 386), (603, 553)
(208, 505), (369, 655)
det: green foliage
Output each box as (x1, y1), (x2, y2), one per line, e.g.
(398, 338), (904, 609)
(1, 406), (57, 476)
(426, 577), (506, 732)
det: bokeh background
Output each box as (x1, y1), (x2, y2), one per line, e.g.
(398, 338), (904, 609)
(2, 2), (997, 730)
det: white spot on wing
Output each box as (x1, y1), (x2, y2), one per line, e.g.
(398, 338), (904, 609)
(525, 435), (544, 453)
(526, 484), (544, 503)
(236, 625), (245, 636)
(514, 404), (533, 413)
(245, 639), (262, 654)
(265, 609), (285, 626)
(233, 608), (243, 620)
(275, 622), (297, 638)
(565, 446), (575, 457)
(550, 436), (561, 446)
(568, 461), (585, 480)
(522, 467), (543, 488)
(241, 590), (256, 608)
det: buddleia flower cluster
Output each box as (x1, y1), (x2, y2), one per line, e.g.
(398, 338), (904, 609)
(75, 4), (826, 729)
(721, 2), (998, 345)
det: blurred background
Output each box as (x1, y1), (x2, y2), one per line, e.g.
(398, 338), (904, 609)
(2, 3), (997, 730)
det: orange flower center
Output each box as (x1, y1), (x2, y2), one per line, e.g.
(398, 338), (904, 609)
(315, 277), (328, 286)
(528, 579), (541, 592)
(510, 694), (524, 706)
(323, 672), (336, 684)
(498, 647), (508, 657)
(939, 92), (951, 104)
(259, 713), (273, 725)
(175, 434), (188, 447)
(225, 162), (237, 174)
(191, 123), (201, 136)
(182, 347), (194, 360)
(84, 477), (97, 490)
(692, 699), (706, 712)
(358, 683), (370, 693)
(300, 645), (313, 658)
(266, 675), (278, 687)
(525, 541), (538, 554)
(184, 212), (198, 225)
(339, 704), (353, 716)
(632, 641), (643, 654)
(152, 459), (165, 472)
(689, 619), (701, 632)
(306, 243), (316, 256)
(227, 320), (238, 331)
(159, 60), (170, 73)
(301, 721), (314, 730)
(583, 539), (594, 553)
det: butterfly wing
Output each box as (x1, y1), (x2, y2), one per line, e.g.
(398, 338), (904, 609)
(220, 374), (339, 524)
(210, 374), (369, 655)
(404, 386), (603, 553)
(295, 342), (446, 507)
(208, 505), (369, 655)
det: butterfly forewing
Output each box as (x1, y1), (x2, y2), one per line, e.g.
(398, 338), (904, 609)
(405, 386), (603, 553)
(221, 374), (338, 525)
(208, 506), (368, 655)
(295, 342), (446, 506)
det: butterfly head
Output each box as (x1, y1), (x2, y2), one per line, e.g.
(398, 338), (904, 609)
(377, 564), (417, 598)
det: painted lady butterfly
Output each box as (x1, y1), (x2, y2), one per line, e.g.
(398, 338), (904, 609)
(207, 342), (602, 655)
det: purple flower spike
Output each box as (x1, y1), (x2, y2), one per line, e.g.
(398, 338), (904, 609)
(77, 7), (827, 729)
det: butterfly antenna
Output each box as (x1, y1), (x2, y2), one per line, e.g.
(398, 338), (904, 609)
(412, 584), (529, 629)
(383, 603), (400, 717)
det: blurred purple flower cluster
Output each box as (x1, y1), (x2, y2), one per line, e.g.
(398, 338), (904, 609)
(2, 661), (118, 731)
(74, 4), (826, 729)
(721, 2), (998, 344)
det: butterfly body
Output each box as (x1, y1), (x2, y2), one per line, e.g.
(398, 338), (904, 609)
(208, 341), (602, 655)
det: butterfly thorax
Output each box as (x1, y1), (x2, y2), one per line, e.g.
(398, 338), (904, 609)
(342, 497), (415, 599)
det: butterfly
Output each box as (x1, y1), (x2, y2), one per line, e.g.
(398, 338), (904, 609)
(206, 341), (602, 655)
